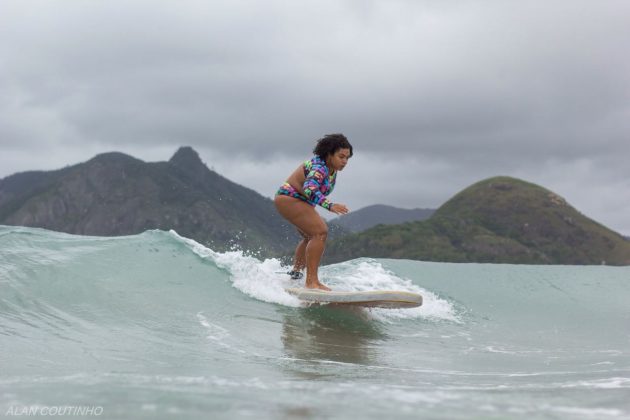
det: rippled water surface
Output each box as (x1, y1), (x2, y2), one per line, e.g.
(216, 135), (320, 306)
(1, 225), (629, 419)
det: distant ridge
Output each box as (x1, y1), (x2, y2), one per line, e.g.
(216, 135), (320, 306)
(0, 147), (298, 254)
(327, 176), (630, 265)
(330, 204), (434, 233)
(4, 157), (627, 265)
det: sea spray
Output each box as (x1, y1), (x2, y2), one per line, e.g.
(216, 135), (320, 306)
(169, 230), (459, 323)
(169, 230), (301, 307)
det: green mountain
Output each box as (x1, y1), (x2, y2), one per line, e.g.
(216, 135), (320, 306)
(326, 176), (630, 265)
(329, 204), (435, 233)
(0, 147), (299, 255)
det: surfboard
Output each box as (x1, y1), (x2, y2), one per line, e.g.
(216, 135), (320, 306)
(285, 288), (422, 309)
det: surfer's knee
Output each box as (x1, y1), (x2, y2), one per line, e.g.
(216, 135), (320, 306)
(311, 225), (328, 241)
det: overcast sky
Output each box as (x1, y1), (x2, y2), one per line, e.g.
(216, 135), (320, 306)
(1, 0), (629, 234)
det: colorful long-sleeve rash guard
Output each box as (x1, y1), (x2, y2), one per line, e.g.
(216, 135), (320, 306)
(276, 156), (337, 210)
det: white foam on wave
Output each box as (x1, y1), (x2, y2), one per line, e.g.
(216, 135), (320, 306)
(560, 377), (630, 389)
(323, 259), (460, 323)
(541, 405), (624, 418)
(170, 231), (458, 322)
(170, 231), (301, 307)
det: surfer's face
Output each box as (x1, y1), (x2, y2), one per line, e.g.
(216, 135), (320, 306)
(328, 148), (351, 171)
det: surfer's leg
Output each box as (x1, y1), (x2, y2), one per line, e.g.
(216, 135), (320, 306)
(292, 230), (308, 273)
(304, 230), (329, 290)
(274, 196), (331, 291)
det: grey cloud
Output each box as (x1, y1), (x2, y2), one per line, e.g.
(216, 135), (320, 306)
(1, 0), (629, 233)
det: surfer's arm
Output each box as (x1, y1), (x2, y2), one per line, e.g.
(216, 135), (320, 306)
(302, 165), (333, 210)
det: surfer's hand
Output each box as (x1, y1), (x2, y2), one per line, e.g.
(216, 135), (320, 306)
(330, 204), (349, 215)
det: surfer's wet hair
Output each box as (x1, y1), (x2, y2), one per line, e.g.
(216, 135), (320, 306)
(313, 133), (353, 159)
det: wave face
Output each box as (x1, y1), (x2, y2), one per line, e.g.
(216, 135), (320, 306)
(1, 225), (629, 419)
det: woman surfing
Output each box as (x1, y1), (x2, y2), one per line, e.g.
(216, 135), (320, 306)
(274, 134), (353, 291)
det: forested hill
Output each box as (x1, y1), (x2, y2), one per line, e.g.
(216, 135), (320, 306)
(329, 204), (434, 233)
(326, 177), (630, 265)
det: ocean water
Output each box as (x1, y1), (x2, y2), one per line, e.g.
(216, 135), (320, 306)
(1, 225), (629, 419)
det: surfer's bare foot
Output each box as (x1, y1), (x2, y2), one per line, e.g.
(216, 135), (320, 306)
(305, 281), (331, 291)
